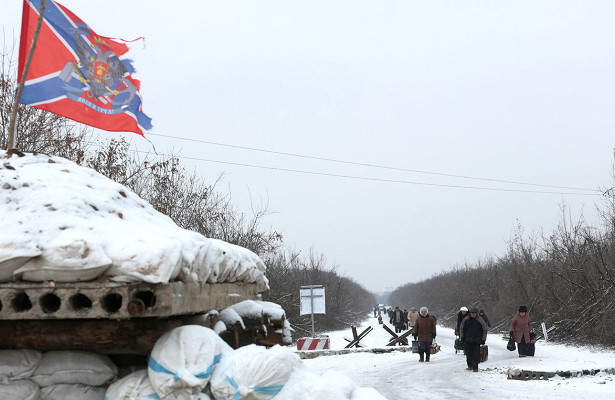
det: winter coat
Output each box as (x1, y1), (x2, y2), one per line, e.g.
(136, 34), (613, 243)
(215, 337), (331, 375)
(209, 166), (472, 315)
(479, 310), (491, 328)
(408, 311), (419, 327)
(460, 315), (487, 344)
(391, 308), (404, 324)
(510, 312), (531, 344)
(414, 314), (436, 342)
(456, 311), (468, 334)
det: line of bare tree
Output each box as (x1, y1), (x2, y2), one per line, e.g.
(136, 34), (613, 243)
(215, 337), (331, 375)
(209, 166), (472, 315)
(1, 48), (374, 337)
(390, 201), (615, 346)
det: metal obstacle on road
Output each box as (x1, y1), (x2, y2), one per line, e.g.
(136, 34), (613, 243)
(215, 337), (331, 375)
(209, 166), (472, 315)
(382, 323), (412, 346)
(344, 325), (373, 348)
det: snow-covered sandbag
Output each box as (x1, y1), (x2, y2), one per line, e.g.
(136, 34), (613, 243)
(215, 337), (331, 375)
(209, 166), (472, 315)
(0, 349), (42, 379)
(15, 237), (112, 282)
(30, 351), (118, 387)
(104, 369), (159, 400)
(218, 307), (245, 330)
(105, 232), (183, 283)
(0, 246), (41, 282)
(0, 379), (40, 400)
(210, 344), (301, 400)
(41, 383), (107, 400)
(272, 368), (357, 400)
(148, 325), (231, 398)
(204, 240), (268, 291)
(1, 152), (271, 288)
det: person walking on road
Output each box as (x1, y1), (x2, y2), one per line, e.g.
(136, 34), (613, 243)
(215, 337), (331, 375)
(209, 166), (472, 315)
(510, 305), (531, 357)
(459, 307), (488, 372)
(455, 307), (468, 336)
(413, 306), (436, 362)
(408, 307), (419, 332)
(390, 306), (405, 333)
(479, 309), (491, 328)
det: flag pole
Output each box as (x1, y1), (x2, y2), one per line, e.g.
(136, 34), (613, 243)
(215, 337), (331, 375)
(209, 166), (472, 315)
(6, 0), (47, 152)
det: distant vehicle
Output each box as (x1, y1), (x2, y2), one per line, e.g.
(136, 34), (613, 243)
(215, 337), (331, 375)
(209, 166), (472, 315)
(377, 304), (387, 312)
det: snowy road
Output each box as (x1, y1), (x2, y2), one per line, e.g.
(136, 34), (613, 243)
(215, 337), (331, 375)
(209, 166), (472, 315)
(302, 317), (615, 399)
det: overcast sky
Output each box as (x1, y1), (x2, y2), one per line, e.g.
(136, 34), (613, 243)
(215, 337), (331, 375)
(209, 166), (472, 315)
(3, 1), (615, 293)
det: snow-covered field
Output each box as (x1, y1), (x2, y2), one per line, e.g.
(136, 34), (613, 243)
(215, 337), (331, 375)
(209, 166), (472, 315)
(303, 316), (615, 400)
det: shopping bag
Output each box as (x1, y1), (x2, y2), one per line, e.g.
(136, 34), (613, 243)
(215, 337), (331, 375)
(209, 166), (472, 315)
(507, 337), (516, 351)
(430, 342), (441, 354)
(411, 340), (419, 353)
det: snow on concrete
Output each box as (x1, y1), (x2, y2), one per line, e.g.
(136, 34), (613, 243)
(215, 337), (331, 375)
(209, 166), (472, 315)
(303, 316), (615, 400)
(0, 151), (268, 290)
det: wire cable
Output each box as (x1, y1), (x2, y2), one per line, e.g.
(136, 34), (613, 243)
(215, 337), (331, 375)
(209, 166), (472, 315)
(146, 132), (597, 193)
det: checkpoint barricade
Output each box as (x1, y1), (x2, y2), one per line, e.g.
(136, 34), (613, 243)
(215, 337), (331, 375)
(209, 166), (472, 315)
(296, 336), (330, 351)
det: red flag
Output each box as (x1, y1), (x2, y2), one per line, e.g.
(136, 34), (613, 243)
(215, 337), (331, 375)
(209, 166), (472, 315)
(18, 0), (152, 135)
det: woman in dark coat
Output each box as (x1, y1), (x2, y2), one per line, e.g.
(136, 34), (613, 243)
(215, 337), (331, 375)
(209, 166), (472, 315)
(509, 305), (531, 357)
(479, 309), (491, 328)
(413, 306), (436, 362)
(455, 307), (468, 335)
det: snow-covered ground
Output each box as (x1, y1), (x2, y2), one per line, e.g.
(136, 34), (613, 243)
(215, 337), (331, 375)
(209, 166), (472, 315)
(303, 316), (615, 400)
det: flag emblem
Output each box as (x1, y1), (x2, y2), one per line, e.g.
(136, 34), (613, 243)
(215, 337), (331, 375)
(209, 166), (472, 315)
(19, 0), (152, 135)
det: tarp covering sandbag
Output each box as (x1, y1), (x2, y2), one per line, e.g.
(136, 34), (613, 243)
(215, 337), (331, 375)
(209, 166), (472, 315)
(209, 344), (302, 400)
(148, 325), (231, 398)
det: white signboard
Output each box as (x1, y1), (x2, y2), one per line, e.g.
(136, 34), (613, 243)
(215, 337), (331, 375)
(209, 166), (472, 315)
(300, 287), (326, 315)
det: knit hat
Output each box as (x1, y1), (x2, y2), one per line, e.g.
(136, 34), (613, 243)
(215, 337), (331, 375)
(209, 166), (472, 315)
(518, 305), (528, 313)
(419, 306), (428, 314)
(469, 307), (479, 313)
(460, 307), (468, 312)
(411, 307), (416, 311)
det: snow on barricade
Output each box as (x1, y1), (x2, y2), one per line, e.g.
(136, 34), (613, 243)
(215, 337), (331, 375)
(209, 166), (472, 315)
(40, 383), (107, 400)
(209, 344), (302, 400)
(228, 300), (285, 322)
(15, 237), (112, 282)
(0, 379), (40, 400)
(29, 350), (118, 387)
(105, 370), (159, 400)
(0, 349), (42, 379)
(0, 151), (269, 290)
(148, 325), (232, 398)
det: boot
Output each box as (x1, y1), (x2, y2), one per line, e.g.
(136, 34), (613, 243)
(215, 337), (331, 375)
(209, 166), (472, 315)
(425, 354), (430, 362)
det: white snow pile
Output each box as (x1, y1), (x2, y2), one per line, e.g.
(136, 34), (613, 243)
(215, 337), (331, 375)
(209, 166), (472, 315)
(0, 151), (268, 290)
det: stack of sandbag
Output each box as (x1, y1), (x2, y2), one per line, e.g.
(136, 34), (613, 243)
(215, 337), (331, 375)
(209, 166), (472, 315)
(106, 325), (303, 400)
(0, 349), (117, 400)
(0, 350), (42, 400)
(0, 151), (269, 291)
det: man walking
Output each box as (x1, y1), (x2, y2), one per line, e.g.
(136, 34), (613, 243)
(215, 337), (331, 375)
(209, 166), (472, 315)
(390, 306), (405, 333)
(459, 307), (488, 372)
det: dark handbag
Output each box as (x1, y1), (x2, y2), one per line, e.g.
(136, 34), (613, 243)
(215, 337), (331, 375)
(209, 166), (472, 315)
(412, 340), (419, 353)
(507, 337), (516, 351)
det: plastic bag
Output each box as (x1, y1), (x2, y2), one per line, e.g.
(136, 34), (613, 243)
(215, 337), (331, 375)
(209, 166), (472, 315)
(507, 337), (516, 351)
